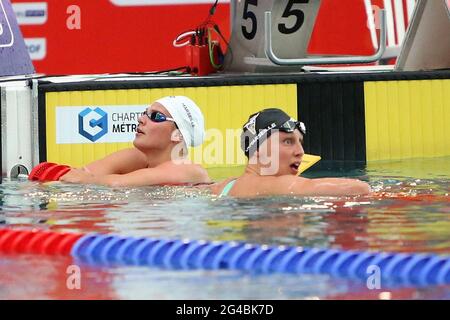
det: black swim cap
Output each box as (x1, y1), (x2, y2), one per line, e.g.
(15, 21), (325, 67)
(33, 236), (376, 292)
(240, 108), (306, 158)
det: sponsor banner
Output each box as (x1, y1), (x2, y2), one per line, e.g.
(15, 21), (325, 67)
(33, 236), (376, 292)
(110, 0), (229, 6)
(56, 105), (146, 144)
(44, 85), (297, 168)
(0, 0), (34, 76)
(25, 37), (46, 60)
(12, 2), (47, 25)
(13, 0), (230, 75)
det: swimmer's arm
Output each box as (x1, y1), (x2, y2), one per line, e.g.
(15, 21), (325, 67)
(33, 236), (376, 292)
(82, 148), (148, 175)
(87, 163), (209, 187)
(279, 176), (371, 196)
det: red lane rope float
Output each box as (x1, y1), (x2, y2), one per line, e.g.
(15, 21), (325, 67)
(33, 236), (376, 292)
(28, 162), (57, 181)
(7, 231), (36, 253)
(28, 162), (72, 182)
(0, 229), (83, 255)
(39, 165), (71, 182)
(0, 230), (23, 253)
(55, 233), (85, 255)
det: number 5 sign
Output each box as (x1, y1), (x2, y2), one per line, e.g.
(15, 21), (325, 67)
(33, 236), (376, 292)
(224, 0), (321, 72)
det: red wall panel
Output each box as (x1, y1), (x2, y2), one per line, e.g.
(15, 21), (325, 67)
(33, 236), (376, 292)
(12, 0), (230, 74)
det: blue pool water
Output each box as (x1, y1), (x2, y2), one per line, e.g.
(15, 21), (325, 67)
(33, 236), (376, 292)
(0, 157), (449, 299)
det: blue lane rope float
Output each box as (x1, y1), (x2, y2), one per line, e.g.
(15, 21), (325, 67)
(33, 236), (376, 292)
(70, 233), (450, 286)
(2, 229), (450, 286)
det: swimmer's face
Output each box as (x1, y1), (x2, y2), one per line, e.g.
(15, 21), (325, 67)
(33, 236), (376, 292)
(133, 102), (179, 151)
(256, 129), (304, 176)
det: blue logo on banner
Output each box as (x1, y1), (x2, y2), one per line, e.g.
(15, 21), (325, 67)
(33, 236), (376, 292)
(78, 107), (108, 142)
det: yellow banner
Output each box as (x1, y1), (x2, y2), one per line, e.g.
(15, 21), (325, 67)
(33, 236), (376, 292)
(45, 84), (298, 168)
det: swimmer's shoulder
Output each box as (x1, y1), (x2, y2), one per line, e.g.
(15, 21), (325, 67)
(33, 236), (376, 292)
(236, 175), (308, 196)
(204, 175), (309, 197)
(210, 175), (299, 197)
(207, 177), (237, 194)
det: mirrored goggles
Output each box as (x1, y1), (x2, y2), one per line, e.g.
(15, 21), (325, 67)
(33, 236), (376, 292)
(278, 119), (306, 135)
(143, 110), (176, 123)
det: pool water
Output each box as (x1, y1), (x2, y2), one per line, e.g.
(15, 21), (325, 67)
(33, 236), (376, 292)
(0, 157), (449, 299)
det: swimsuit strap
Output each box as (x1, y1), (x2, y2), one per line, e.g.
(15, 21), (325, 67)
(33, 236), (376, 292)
(219, 179), (237, 197)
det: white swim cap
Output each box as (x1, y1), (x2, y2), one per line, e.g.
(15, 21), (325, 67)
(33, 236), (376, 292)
(155, 96), (205, 147)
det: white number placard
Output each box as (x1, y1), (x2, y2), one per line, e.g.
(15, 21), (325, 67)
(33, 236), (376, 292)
(225, 0), (322, 72)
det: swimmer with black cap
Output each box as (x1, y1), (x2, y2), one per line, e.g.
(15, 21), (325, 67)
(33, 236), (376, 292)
(60, 96), (211, 187)
(210, 108), (370, 197)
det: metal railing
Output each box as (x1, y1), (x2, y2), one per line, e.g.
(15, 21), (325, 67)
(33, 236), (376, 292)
(264, 10), (387, 66)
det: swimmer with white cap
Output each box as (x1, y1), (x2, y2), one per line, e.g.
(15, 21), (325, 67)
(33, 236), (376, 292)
(60, 96), (211, 187)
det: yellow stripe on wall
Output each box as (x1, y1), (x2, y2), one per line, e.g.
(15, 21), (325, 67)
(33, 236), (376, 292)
(45, 84), (297, 168)
(364, 80), (450, 161)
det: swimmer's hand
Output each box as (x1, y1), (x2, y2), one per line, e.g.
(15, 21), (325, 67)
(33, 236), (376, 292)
(59, 168), (95, 184)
